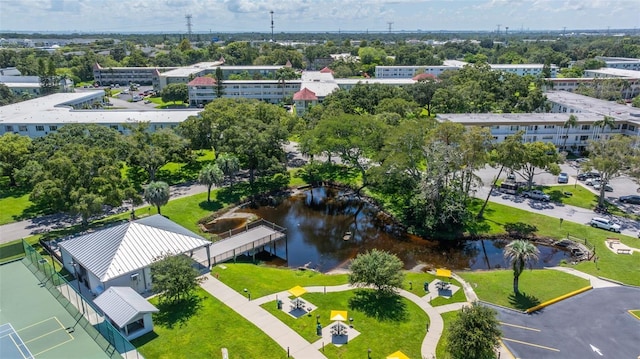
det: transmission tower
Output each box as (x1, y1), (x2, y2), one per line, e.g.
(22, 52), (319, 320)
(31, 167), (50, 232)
(387, 21), (394, 33)
(185, 14), (193, 41)
(270, 10), (274, 41)
(496, 24), (501, 35)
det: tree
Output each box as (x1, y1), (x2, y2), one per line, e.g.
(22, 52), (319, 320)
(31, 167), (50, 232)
(198, 163), (223, 202)
(215, 153), (240, 187)
(126, 124), (188, 182)
(507, 134), (562, 190)
(446, 302), (502, 359)
(632, 95), (640, 108)
(405, 79), (440, 117)
(0, 133), (32, 187)
(214, 66), (224, 98)
(144, 181), (170, 215)
(275, 67), (299, 103)
(504, 240), (540, 295)
(161, 83), (188, 105)
(348, 249), (404, 293)
(587, 135), (634, 206)
(0, 83), (17, 106)
(151, 254), (203, 303)
(593, 115), (616, 139)
(562, 114), (578, 152)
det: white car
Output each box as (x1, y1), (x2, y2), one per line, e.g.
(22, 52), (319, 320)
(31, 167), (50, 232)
(593, 183), (613, 192)
(585, 178), (601, 186)
(589, 217), (621, 232)
(521, 190), (551, 202)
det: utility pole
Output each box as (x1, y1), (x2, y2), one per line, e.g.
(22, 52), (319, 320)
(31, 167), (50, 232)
(505, 26), (509, 35)
(563, 26), (567, 36)
(185, 14), (193, 41)
(496, 24), (501, 35)
(270, 10), (274, 42)
(387, 21), (394, 34)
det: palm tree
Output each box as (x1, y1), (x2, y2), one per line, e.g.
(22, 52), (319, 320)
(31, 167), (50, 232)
(198, 163), (224, 203)
(504, 240), (540, 295)
(215, 153), (240, 188)
(144, 181), (170, 215)
(594, 115), (616, 139)
(562, 114), (578, 152)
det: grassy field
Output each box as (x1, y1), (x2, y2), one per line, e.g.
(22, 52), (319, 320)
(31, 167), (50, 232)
(261, 290), (426, 358)
(473, 200), (640, 286)
(147, 97), (189, 109)
(435, 311), (458, 359)
(458, 269), (590, 310)
(132, 287), (286, 359)
(213, 263), (348, 298)
(542, 185), (599, 209)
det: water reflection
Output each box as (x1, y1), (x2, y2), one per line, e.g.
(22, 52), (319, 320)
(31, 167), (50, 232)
(240, 187), (569, 272)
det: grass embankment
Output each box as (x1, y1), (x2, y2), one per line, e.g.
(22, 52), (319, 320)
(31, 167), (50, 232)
(132, 287), (286, 359)
(262, 290), (426, 358)
(541, 184), (626, 216)
(473, 200), (640, 286)
(458, 269), (590, 310)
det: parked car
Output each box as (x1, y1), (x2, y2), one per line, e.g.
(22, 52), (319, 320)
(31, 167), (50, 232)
(593, 183), (613, 192)
(521, 189), (551, 201)
(620, 195), (640, 205)
(578, 172), (600, 181)
(500, 182), (519, 195)
(585, 178), (601, 186)
(557, 173), (569, 183)
(589, 217), (621, 232)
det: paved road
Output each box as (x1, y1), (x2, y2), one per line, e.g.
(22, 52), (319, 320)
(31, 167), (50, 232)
(494, 286), (640, 359)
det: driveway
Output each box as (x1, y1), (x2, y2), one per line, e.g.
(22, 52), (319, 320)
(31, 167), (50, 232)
(492, 286), (640, 358)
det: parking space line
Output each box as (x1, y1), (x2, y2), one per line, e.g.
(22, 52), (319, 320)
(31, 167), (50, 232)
(502, 337), (560, 352)
(500, 322), (541, 332)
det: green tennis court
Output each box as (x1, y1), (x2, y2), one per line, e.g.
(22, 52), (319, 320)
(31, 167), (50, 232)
(0, 260), (109, 358)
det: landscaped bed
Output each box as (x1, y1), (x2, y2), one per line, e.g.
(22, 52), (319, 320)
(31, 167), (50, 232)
(458, 269), (590, 310)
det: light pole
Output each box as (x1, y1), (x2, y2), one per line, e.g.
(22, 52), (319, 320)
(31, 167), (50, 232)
(368, 348), (372, 359)
(244, 288), (251, 301)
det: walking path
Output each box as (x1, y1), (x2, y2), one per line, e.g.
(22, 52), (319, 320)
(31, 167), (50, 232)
(547, 266), (620, 288)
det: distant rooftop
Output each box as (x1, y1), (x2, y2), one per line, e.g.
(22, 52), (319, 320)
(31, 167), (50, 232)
(583, 68), (640, 78)
(545, 91), (640, 122)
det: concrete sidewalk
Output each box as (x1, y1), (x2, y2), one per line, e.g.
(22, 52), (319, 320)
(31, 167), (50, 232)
(546, 266), (620, 288)
(200, 274), (327, 359)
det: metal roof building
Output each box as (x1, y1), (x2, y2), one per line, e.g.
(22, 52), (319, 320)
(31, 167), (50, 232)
(94, 286), (159, 340)
(59, 215), (211, 295)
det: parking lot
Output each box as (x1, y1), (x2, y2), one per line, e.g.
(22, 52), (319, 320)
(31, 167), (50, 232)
(493, 287), (640, 358)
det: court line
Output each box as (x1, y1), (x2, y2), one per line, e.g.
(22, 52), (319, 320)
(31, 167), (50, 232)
(16, 317), (57, 332)
(22, 328), (67, 345)
(502, 337), (560, 352)
(31, 336), (75, 357)
(53, 317), (74, 340)
(500, 322), (541, 332)
(15, 316), (75, 356)
(7, 333), (28, 359)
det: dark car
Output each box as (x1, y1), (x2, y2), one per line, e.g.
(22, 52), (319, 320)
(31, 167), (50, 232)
(577, 172), (600, 181)
(620, 195), (640, 205)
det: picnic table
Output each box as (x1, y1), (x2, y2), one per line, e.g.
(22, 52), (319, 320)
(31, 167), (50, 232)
(436, 281), (450, 290)
(330, 322), (348, 336)
(291, 297), (305, 310)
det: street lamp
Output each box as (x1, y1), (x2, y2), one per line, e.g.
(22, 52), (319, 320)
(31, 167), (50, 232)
(243, 288), (251, 301)
(368, 348), (372, 359)
(316, 314), (320, 325)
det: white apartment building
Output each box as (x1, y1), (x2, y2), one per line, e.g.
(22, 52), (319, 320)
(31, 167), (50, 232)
(375, 65), (459, 79)
(490, 64), (559, 78)
(92, 63), (177, 87)
(187, 76), (301, 106)
(439, 90), (640, 153)
(596, 57), (640, 71)
(0, 91), (199, 138)
(159, 63), (284, 91)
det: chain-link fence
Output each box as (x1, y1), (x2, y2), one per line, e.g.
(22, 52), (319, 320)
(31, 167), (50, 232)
(21, 240), (141, 359)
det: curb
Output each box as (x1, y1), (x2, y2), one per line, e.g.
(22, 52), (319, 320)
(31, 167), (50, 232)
(525, 285), (592, 313)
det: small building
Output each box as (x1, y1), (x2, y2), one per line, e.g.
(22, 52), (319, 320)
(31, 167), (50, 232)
(93, 286), (159, 341)
(293, 87), (318, 115)
(59, 215), (212, 295)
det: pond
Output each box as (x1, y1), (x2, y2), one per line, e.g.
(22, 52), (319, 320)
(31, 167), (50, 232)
(237, 187), (570, 273)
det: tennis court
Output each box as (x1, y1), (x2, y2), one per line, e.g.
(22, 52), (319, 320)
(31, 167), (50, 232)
(0, 260), (109, 358)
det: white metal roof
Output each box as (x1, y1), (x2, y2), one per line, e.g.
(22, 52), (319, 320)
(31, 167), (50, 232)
(59, 215), (211, 282)
(93, 286), (158, 328)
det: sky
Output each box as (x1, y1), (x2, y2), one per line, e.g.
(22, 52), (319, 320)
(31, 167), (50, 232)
(0, 0), (639, 34)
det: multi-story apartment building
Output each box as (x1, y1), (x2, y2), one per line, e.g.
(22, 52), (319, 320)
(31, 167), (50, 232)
(374, 61), (558, 79)
(92, 63), (177, 87)
(596, 57), (640, 71)
(187, 76), (302, 106)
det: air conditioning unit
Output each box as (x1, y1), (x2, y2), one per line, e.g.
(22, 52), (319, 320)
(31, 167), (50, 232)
(130, 273), (139, 281)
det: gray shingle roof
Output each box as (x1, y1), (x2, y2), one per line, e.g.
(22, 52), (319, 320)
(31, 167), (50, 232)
(93, 286), (158, 328)
(59, 215), (210, 282)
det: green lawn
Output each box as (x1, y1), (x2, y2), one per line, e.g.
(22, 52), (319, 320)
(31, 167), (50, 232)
(403, 272), (467, 307)
(262, 290), (426, 359)
(213, 263), (348, 298)
(435, 311), (459, 359)
(458, 269), (590, 310)
(147, 97), (189, 109)
(474, 200), (640, 286)
(542, 185), (599, 209)
(132, 288), (286, 359)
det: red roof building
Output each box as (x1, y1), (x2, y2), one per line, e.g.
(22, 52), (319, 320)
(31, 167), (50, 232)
(319, 67), (335, 74)
(293, 87), (318, 101)
(187, 77), (216, 86)
(412, 73), (438, 81)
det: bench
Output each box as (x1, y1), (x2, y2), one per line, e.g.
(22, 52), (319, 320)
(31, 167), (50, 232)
(617, 248), (632, 254)
(607, 238), (621, 248)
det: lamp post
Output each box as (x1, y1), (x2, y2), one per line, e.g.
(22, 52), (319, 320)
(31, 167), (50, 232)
(368, 348), (372, 359)
(243, 288), (251, 301)
(316, 314), (320, 325)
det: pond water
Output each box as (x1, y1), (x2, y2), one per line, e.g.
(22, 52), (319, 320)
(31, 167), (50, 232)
(239, 187), (570, 273)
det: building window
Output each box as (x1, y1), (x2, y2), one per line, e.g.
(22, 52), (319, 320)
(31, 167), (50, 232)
(581, 125), (590, 130)
(544, 125), (555, 129)
(49, 126), (57, 131)
(36, 125), (45, 131)
(622, 124), (628, 130)
(110, 125), (118, 130)
(19, 126), (27, 132)
(5, 125), (13, 132)
(630, 125), (636, 131)
(510, 125), (519, 131)
(579, 135), (588, 141)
